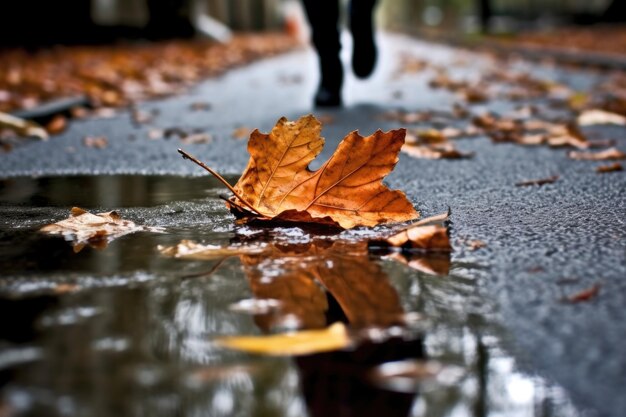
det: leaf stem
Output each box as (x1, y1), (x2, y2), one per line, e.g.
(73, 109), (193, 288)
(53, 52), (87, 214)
(177, 148), (261, 215)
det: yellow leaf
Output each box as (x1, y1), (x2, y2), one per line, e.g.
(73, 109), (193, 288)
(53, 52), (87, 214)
(215, 322), (350, 356)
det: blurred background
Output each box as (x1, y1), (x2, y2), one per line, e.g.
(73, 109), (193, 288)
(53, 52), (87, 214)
(1, 0), (624, 47)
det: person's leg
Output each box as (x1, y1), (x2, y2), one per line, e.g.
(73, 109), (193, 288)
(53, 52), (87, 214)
(302, 0), (343, 107)
(350, 0), (377, 78)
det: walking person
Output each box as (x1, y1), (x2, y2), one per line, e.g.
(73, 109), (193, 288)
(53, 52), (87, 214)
(302, 0), (378, 107)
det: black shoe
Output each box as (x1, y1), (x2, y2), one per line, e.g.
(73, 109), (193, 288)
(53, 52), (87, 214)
(315, 85), (342, 107)
(350, 1), (377, 78)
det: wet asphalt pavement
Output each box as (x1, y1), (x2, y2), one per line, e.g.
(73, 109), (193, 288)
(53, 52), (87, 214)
(1, 34), (625, 416)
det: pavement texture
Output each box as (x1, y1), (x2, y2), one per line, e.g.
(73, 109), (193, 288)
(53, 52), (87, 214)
(1, 33), (625, 416)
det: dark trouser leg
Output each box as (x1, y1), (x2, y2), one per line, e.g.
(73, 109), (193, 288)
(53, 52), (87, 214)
(302, 0), (343, 107)
(350, 0), (377, 78)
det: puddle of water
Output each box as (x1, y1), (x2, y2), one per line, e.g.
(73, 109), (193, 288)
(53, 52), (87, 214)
(0, 175), (583, 417)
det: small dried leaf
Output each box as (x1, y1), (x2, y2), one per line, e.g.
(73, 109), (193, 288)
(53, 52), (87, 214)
(547, 135), (588, 149)
(232, 126), (252, 140)
(372, 212), (451, 251)
(45, 115), (67, 135)
(158, 240), (266, 260)
(53, 283), (80, 294)
(148, 129), (164, 140)
(596, 162), (623, 173)
(463, 87), (489, 103)
(515, 175), (559, 187)
(402, 143), (473, 159)
(41, 207), (162, 251)
(563, 284), (600, 303)
(131, 109), (153, 125)
(83, 136), (108, 149)
(0, 111), (48, 140)
(577, 109), (626, 126)
(316, 114), (335, 125)
(568, 148), (626, 161)
(416, 129), (447, 144)
(190, 102), (211, 111)
(180, 133), (212, 144)
(215, 322), (350, 356)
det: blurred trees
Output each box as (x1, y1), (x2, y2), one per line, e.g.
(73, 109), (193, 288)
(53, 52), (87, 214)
(377, 0), (622, 34)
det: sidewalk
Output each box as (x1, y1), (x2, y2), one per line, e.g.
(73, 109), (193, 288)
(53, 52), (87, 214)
(1, 33), (625, 416)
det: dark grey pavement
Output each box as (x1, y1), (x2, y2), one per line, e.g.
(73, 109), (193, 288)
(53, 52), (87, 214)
(1, 34), (625, 416)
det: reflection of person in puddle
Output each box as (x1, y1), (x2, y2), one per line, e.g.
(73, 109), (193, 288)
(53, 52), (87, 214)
(243, 241), (424, 417)
(302, 0), (378, 107)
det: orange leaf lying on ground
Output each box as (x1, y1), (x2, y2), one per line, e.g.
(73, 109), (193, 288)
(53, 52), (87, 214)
(596, 162), (623, 173)
(568, 148), (626, 161)
(41, 207), (162, 252)
(181, 115), (418, 229)
(369, 211), (451, 252)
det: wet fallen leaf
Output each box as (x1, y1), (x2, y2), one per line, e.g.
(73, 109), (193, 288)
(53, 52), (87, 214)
(0, 141), (12, 153)
(414, 129), (447, 144)
(163, 127), (188, 139)
(395, 55), (430, 75)
(70, 106), (89, 119)
(45, 115), (67, 135)
(41, 207), (162, 251)
(232, 126), (252, 140)
(190, 102), (211, 111)
(53, 283), (80, 294)
(180, 133), (212, 144)
(562, 284), (600, 303)
(370, 211), (451, 252)
(158, 239), (266, 259)
(467, 240), (486, 251)
(577, 109), (626, 126)
(316, 114), (335, 125)
(92, 108), (116, 119)
(596, 162), (623, 173)
(383, 110), (432, 124)
(131, 108), (153, 125)
(83, 136), (108, 149)
(515, 175), (559, 187)
(215, 322), (350, 356)
(402, 143), (473, 159)
(463, 87), (489, 103)
(568, 147), (626, 161)
(182, 115), (417, 229)
(148, 129), (164, 140)
(0, 111), (48, 140)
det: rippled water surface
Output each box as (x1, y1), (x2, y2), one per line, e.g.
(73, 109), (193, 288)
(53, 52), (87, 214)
(0, 175), (581, 417)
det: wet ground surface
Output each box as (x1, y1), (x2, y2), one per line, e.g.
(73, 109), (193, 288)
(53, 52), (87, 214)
(0, 175), (581, 417)
(0, 33), (625, 416)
